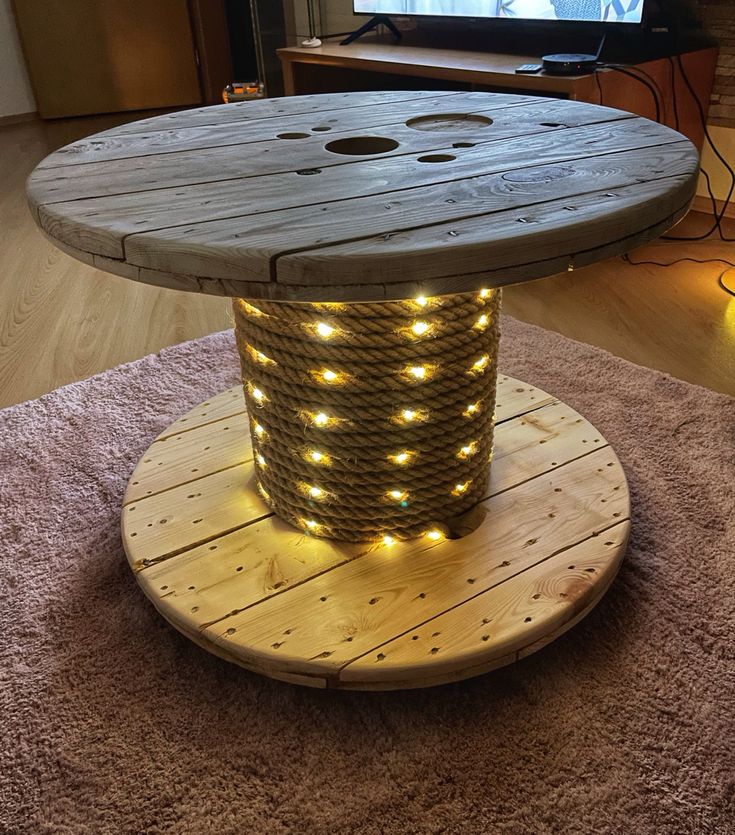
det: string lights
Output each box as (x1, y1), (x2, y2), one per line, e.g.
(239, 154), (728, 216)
(233, 288), (502, 542)
(389, 450), (415, 466)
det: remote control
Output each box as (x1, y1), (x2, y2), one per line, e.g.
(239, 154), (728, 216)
(515, 64), (543, 74)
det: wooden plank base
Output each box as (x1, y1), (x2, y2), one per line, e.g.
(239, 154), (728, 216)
(122, 375), (630, 689)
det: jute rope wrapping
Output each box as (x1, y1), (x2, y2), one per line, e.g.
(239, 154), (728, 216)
(233, 290), (501, 542)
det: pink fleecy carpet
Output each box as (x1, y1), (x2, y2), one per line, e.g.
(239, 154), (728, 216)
(0, 316), (733, 834)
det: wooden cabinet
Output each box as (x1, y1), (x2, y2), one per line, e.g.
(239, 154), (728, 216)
(12, 0), (231, 118)
(278, 42), (718, 151)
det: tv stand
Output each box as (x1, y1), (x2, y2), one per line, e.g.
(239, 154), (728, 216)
(341, 15), (402, 47)
(278, 41), (717, 151)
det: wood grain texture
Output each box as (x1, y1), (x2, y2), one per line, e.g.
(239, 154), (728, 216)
(4, 112), (732, 410)
(27, 91), (700, 302)
(122, 378), (630, 689)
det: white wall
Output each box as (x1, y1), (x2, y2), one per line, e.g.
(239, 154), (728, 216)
(322, 0), (356, 33)
(0, 0), (36, 118)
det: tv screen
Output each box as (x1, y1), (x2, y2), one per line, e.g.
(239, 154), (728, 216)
(353, 1), (644, 24)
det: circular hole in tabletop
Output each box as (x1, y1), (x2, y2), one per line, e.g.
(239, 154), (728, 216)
(277, 132), (310, 139)
(324, 136), (400, 156)
(296, 168), (322, 176)
(417, 154), (456, 164)
(452, 141), (476, 148)
(311, 126), (332, 132)
(406, 113), (493, 132)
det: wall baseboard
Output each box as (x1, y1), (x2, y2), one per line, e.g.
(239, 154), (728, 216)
(0, 110), (38, 126)
(692, 194), (735, 220)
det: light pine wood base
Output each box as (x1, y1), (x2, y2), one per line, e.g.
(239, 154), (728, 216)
(122, 375), (630, 690)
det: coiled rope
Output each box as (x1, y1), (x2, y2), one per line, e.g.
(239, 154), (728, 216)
(233, 289), (501, 542)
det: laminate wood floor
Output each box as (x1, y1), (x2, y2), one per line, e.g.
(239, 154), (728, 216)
(1, 112), (733, 408)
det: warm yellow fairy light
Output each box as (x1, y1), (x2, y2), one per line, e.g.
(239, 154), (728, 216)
(403, 363), (436, 382)
(256, 453), (266, 467)
(426, 529), (443, 541)
(246, 344), (275, 365)
(254, 422), (265, 438)
(250, 385), (266, 404)
(313, 412), (330, 426)
(463, 402), (480, 418)
(411, 320), (430, 336)
(382, 535), (397, 547)
(469, 355), (490, 374)
(308, 485), (324, 499)
(387, 489), (408, 502)
(393, 406), (428, 425)
(479, 288), (491, 299)
(257, 482), (270, 502)
(415, 295), (428, 307)
(303, 519), (320, 531)
(474, 314), (489, 330)
(452, 480), (472, 496)
(458, 441), (479, 459)
(390, 450), (414, 465)
(307, 449), (330, 465)
(313, 367), (345, 385)
(315, 322), (336, 339)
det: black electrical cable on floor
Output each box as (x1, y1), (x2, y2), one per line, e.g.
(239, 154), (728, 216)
(622, 253), (735, 269)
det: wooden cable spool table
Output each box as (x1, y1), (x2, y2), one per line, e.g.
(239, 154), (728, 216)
(28, 91), (699, 689)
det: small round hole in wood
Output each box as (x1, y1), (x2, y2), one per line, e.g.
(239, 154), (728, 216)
(406, 113), (493, 132)
(277, 132), (310, 139)
(417, 154), (456, 164)
(324, 136), (399, 156)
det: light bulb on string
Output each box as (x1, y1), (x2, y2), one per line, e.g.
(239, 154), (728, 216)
(301, 409), (340, 429)
(403, 363), (435, 382)
(457, 441), (479, 460)
(426, 529), (444, 541)
(474, 314), (489, 330)
(309, 321), (343, 340)
(313, 367), (345, 385)
(389, 450), (415, 466)
(469, 355), (490, 375)
(463, 402), (481, 418)
(302, 518), (322, 534)
(306, 449), (331, 465)
(248, 383), (267, 404)
(452, 480), (472, 496)
(382, 535), (397, 547)
(393, 407), (428, 425)
(246, 344), (275, 366)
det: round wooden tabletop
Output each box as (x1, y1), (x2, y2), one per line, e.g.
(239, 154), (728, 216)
(28, 91), (699, 302)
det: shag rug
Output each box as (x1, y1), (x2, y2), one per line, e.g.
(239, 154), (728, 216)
(1, 317), (733, 835)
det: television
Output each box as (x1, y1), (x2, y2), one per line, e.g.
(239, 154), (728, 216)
(353, 1), (644, 25)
